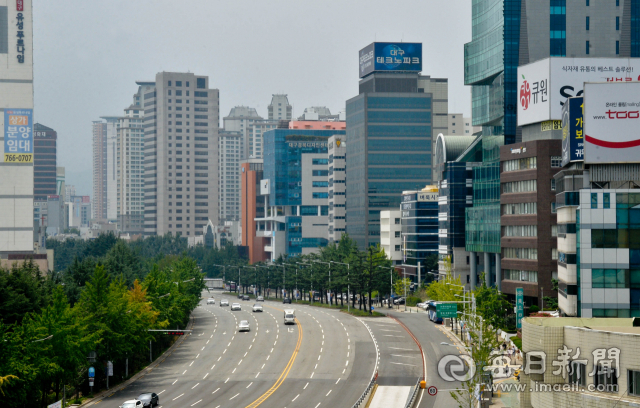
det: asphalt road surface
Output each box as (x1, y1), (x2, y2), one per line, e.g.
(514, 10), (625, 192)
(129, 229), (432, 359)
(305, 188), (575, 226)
(99, 290), (377, 408)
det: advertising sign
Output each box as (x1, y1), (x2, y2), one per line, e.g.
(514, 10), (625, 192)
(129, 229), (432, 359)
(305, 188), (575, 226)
(418, 191), (438, 202)
(584, 82), (640, 163)
(260, 179), (269, 195)
(88, 367), (95, 378)
(516, 288), (524, 329)
(561, 96), (584, 167)
(518, 58), (640, 126)
(107, 361), (113, 376)
(436, 303), (457, 318)
(359, 42), (422, 78)
(4, 109), (33, 163)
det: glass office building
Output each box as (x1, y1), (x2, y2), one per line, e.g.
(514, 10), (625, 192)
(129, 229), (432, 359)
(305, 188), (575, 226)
(401, 189), (439, 271)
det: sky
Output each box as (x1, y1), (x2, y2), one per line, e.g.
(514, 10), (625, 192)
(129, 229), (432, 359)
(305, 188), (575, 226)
(33, 0), (473, 196)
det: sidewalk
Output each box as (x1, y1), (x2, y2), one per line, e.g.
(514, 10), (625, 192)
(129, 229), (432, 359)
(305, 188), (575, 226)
(76, 314), (196, 407)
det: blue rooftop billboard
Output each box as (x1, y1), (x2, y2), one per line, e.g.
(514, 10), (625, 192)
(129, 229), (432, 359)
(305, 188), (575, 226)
(359, 42), (422, 78)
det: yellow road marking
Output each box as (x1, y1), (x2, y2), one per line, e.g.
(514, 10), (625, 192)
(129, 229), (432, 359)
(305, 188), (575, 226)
(244, 306), (303, 408)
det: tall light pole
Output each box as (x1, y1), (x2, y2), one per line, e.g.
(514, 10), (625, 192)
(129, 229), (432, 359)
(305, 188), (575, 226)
(282, 263), (297, 299)
(331, 261), (350, 312)
(256, 264), (271, 297)
(447, 282), (466, 333)
(297, 262), (312, 303)
(378, 265), (395, 309)
(313, 260), (331, 304)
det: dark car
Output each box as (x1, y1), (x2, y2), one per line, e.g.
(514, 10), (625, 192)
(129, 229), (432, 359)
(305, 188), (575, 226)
(137, 392), (159, 407)
(242, 295), (250, 301)
(283, 297), (292, 304)
(238, 293), (243, 299)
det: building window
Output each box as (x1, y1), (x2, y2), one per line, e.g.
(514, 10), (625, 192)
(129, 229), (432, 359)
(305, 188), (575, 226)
(502, 225), (538, 237)
(630, 370), (640, 396)
(552, 202), (557, 213)
(395, 245), (401, 251)
(591, 268), (629, 288)
(595, 364), (618, 392)
(616, 16), (620, 30)
(551, 225), (558, 237)
(551, 178), (556, 191)
(591, 193), (598, 208)
(570, 362), (587, 386)
(503, 157), (537, 172)
(551, 156), (562, 167)
(617, 41), (620, 55)
(617, 0), (620, 6)
(502, 180), (537, 193)
(395, 218), (400, 225)
(395, 231), (401, 238)
(586, 41), (590, 54)
(604, 193), (610, 208)
(586, 16), (590, 30)
(586, 0), (589, 5)
(168, 81), (172, 86)
(552, 248), (558, 260)
(502, 202), (537, 215)
(503, 248), (538, 260)
(503, 269), (538, 282)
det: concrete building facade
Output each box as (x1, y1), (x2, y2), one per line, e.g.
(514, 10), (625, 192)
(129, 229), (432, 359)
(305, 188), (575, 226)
(223, 106), (262, 160)
(142, 73), (220, 237)
(380, 210), (403, 265)
(117, 102), (145, 234)
(103, 116), (119, 221)
(92, 120), (107, 221)
(328, 135), (346, 243)
(240, 158), (268, 264)
(268, 94), (292, 121)
(218, 130), (242, 222)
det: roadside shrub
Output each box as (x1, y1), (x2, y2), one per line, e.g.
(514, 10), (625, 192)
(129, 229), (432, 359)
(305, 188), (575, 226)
(406, 296), (423, 307)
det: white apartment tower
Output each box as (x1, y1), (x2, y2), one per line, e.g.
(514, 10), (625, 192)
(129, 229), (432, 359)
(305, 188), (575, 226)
(268, 94), (292, 121)
(223, 106), (262, 160)
(0, 0), (34, 254)
(218, 130), (242, 222)
(247, 120), (278, 159)
(142, 73), (220, 237)
(103, 116), (119, 220)
(328, 135), (346, 242)
(92, 121), (107, 221)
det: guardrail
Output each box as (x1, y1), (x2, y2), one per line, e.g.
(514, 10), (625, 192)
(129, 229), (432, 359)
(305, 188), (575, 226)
(351, 371), (378, 408)
(404, 377), (422, 408)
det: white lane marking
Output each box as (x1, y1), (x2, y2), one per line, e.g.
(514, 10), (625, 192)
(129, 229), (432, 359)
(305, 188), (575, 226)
(232, 368), (236, 373)
(225, 378), (230, 383)
(196, 353), (200, 358)
(182, 370), (187, 375)
(315, 364), (317, 369)
(261, 363), (265, 369)
(383, 335), (405, 338)
(238, 359), (243, 365)
(172, 393), (184, 401)
(230, 393), (240, 400)
(246, 382), (253, 388)
(192, 383), (200, 389)
(391, 354), (416, 358)
(304, 382), (309, 389)
(191, 399), (202, 406)
(320, 348), (323, 353)
(158, 390), (166, 394)
(203, 373), (209, 380)
(345, 360), (349, 366)
(390, 362), (417, 366)
(212, 387), (220, 394)
(228, 342), (232, 347)
(389, 347), (414, 351)
(315, 403), (321, 408)
(326, 390), (332, 396)
(249, 345), (252, 349)
(223, 349), (227, 354)
(211, 364), (215, 370)
(267, 355), (270, 360)
(336, 378), (340, 384)
(292, 394), (300, 402)
(310, 372), (314, 378)
(172, 379), (178, 385)
(348, 352), (350, 357)
(256, 372), (260, 378)
(189, 361), (194, 366)
(271, 348), (274, 353)
(318, 355), (321, 361)
(217, 356), (222, 361)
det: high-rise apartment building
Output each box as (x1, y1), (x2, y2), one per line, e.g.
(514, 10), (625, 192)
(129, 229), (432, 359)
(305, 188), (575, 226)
(247, 120), (278, 159)
(218, 130), (242, 222)
(33, 124), (57, 202)
(142, 73), (220, 237)
(268, 94), (292, 121)
(447, 114), (479, 136)
(92, 120), (107, 221)
(103, 116), (119, 220)
(0, 0), (34, 254)
(346, 42), (444, 249)
(116, 101), (145, 234)
(223, 106), (262, 160)
(328, 135), (346, 243)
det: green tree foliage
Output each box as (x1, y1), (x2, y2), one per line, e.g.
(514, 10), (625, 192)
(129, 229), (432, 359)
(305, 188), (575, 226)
(0, 260), (52, 326)
(473, 284), (512, 330)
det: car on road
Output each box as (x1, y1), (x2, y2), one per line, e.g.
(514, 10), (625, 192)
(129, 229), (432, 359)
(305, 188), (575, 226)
(242, 294), (250, 301)
(238, 320), (250, 332)
(256, 296), (264, 302)
(284, 309), (296, 325)
(207, 298), (215, 305)
(238, 293), (244, 299)
(231, 302), (241, 311)
(394, 297), (406, 305)
(253, 303), (263, 312)
(283, 297), (292, 304)
(220, 299), (229, 307)
(119, 400), (143, 408)
(137, 392), (159, 407)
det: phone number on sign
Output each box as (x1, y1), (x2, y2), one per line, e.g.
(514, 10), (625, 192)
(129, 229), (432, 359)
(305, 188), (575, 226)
(4, 154), (32, 163)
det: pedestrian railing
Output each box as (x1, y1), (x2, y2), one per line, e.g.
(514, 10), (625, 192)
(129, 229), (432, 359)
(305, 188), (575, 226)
(404, 377), (422, 408)
(351, 371), (378, 408)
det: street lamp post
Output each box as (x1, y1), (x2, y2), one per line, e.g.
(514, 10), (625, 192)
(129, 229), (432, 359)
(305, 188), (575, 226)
(297, 262), (312, 303)
(447, 282), (466, 335)
(378, 265), (395, 309)
(313, 260), (331, 304)
(256, 264), (271, 297)
(331, 261), (350, 312)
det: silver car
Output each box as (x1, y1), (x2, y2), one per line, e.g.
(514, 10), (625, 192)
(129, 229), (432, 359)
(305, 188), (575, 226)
(231, 303), (241, 311)
(256, 296), (264, 302)
(238, 320), (250, 332)
(220, 299), (229, 307)
(207, 298), (215, 305)
(252, 303), (263, 312)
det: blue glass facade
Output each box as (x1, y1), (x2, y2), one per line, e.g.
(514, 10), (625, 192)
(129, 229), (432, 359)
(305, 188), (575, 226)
(439, 163), (477, 257)
(346, 92), (433, 249)
(550, 0), (567, 56)
(633, 0), (640, 57)
(402, 192), (439, 267)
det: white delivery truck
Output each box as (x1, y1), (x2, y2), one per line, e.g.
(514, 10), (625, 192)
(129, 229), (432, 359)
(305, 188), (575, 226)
(284, 309), (296, 325)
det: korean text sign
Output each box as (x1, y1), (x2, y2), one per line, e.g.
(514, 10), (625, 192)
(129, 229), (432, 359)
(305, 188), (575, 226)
(561, 96), (584, 167)
(518, 57), (640, 126)
(516, 288), (524, 329)
(359, 42), (422, 78)
(4, 109), (33, 163)
(584, 82), (640, 164)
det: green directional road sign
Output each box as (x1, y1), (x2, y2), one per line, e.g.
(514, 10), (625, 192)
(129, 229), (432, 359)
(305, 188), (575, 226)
(436, 303), (457, 318)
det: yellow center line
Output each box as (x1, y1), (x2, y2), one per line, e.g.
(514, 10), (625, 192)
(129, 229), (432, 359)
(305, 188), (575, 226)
(244, 305), (303, 408)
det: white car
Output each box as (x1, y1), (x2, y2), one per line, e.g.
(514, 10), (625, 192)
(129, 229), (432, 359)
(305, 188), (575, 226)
(231, 303), (241, 311)
(220, 299), (229, 307)
(238, 320), (250, 332)
(252, 304), (263, 312)
(207, 298), (215, 305)
(119, 400), (142, 408)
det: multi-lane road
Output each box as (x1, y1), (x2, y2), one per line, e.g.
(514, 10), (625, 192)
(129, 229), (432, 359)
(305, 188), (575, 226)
(92, 291), (465, 408)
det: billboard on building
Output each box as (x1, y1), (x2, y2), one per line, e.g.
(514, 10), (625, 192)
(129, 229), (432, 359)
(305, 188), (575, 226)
(561, 96), (584, 167)
(359, 42), (422, 78)
(4, 109), (33, 163)
(584, 82), (640, 164)
(518, 58), (640, 126)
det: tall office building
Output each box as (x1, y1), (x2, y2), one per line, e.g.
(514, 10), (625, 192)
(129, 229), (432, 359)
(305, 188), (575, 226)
(142, 73), (220, 237)
(346, 42), (445, 249)
(223, 106), (262, 160)
(0, 0), (34, 254)
(464, 0), (639, 290)
(92, 120), (107, 221)
(268, 94), (292, 121)
(240, 158), (268, 264)
(33, 124), (57, 202)
(218, 130), (242, 222)
(116, 101), (145, 234)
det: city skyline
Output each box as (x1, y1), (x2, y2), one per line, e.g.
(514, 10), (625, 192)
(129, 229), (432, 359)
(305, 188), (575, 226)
(31, 0), (473, 195)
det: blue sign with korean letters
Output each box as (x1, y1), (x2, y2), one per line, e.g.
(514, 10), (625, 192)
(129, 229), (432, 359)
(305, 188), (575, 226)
(359, 42), (422, 78)
(4, 109), (33, 163)
(561, 97), (584, 167)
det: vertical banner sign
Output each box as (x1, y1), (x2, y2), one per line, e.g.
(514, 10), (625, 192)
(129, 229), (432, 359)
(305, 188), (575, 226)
(16, 0), (23, 11)
(16, 5), (25, 63)
(516, 288), (524, 329)
(107, 361), (113, 376)
(561, 97), (585, 167)
(4, 109), (33, 163)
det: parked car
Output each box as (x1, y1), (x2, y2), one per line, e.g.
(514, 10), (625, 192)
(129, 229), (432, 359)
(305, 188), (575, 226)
(253, 304), (263, 312)
(220, 299), (229, 306)
(394, 297), (405, 305)
(231, 303), (241, 311)
(119, 400), (143, 408)
(207, 298), (215, 305)
(283, 297), (292, 304)
(256, 296), (264, 302)
(242, 294), (250, 301)
(238, 320), (250, 332)
(137, 392), (159, 407)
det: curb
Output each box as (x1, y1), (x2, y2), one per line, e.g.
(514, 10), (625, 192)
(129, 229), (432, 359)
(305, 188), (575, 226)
(78, 314), (196, 407)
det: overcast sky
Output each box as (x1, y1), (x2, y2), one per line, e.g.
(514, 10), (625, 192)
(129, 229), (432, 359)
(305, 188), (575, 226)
(33, 0), (472, 196)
